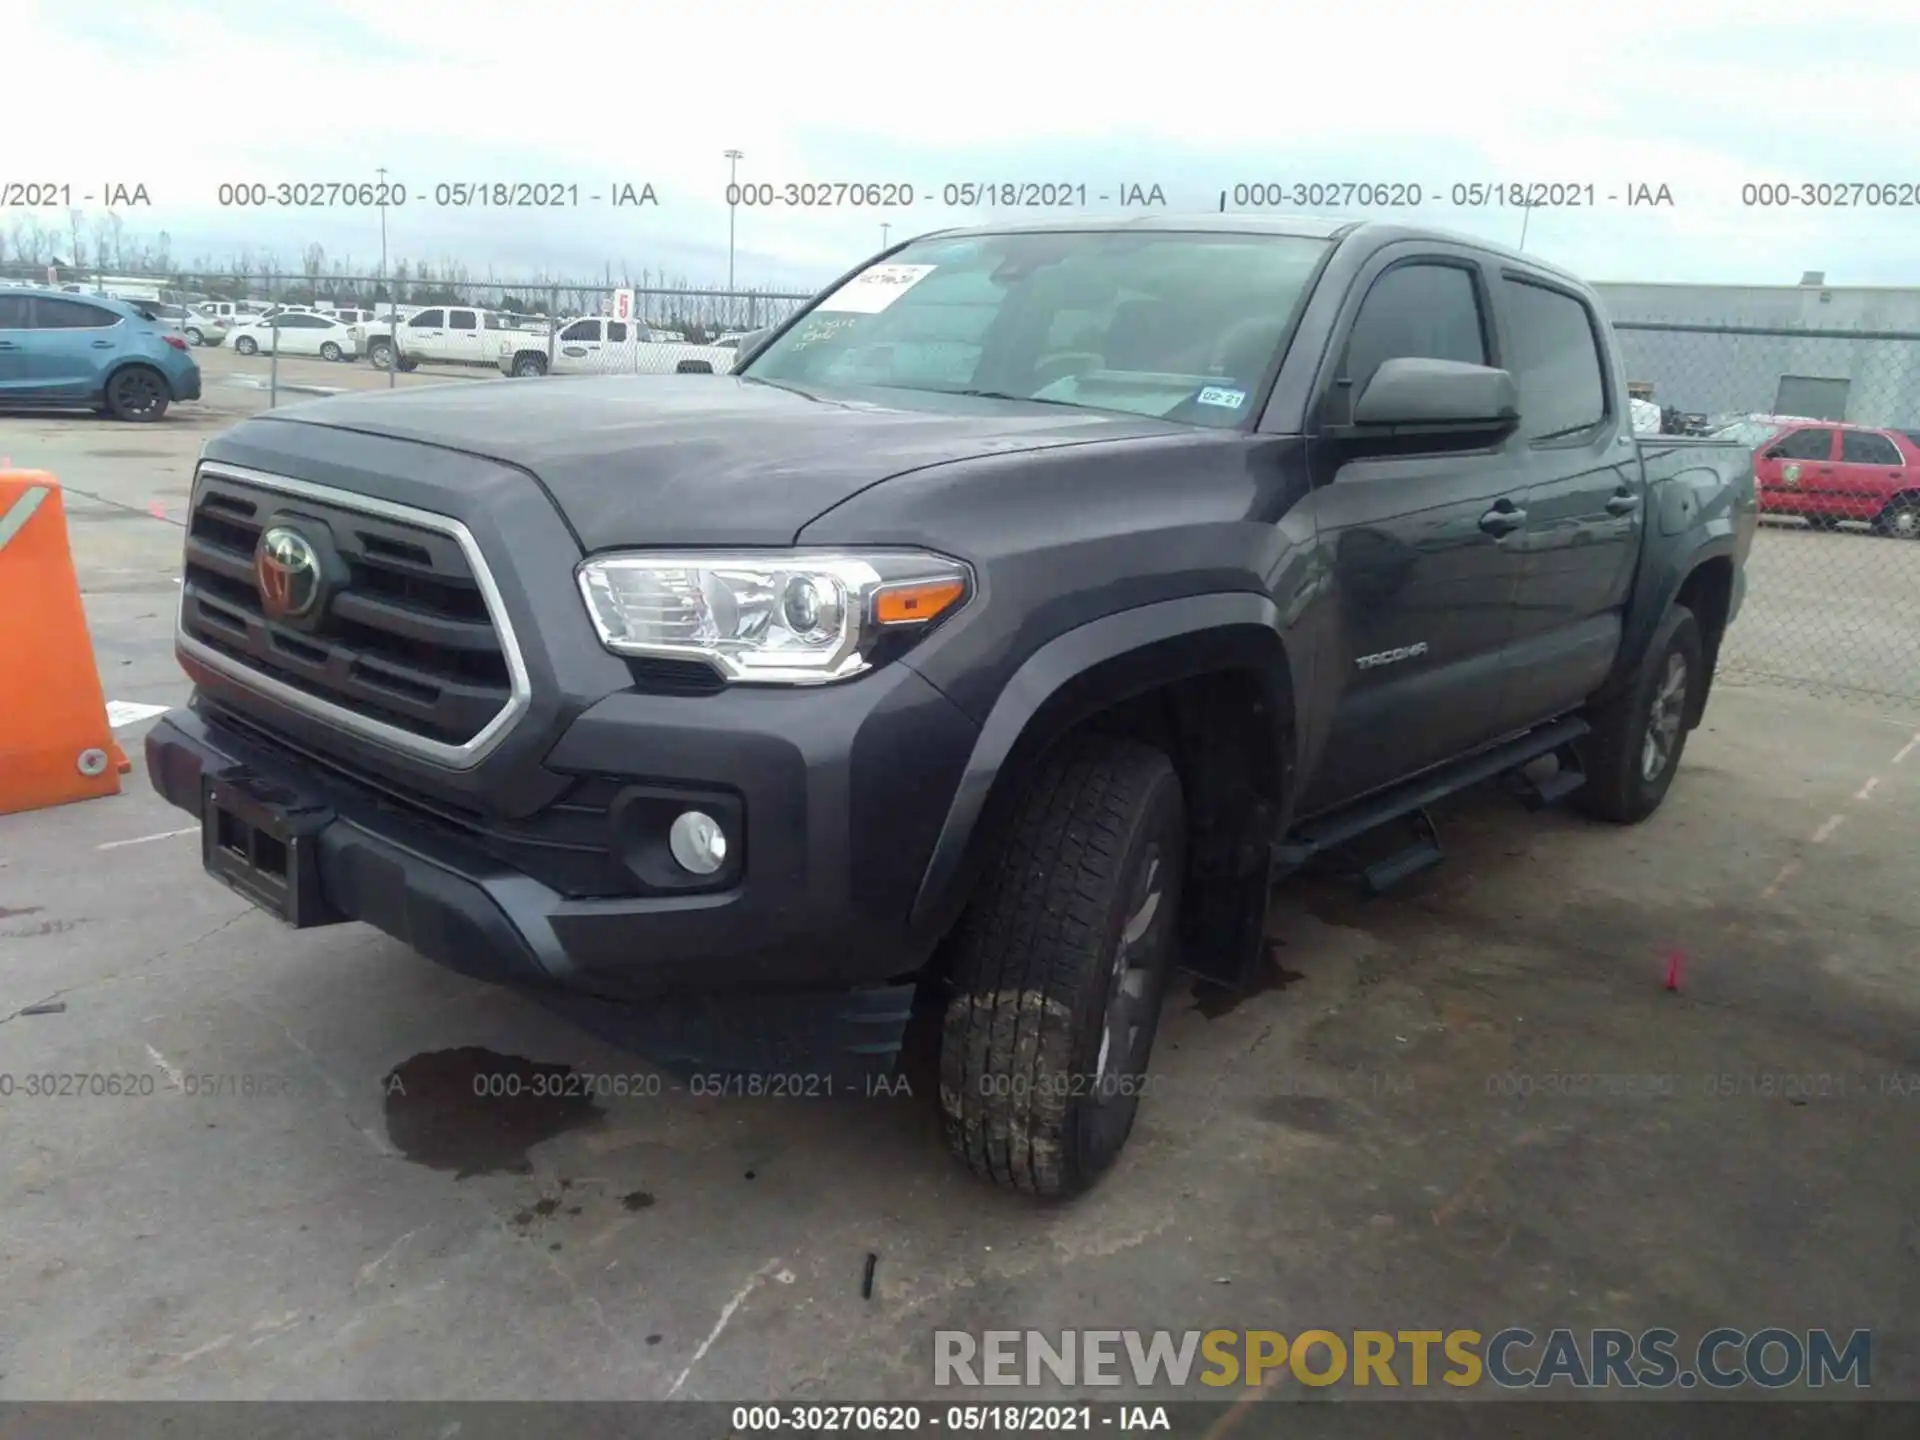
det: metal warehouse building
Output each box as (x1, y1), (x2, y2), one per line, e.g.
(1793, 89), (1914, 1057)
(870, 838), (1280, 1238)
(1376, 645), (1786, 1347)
(1592, 277), (1920, 429)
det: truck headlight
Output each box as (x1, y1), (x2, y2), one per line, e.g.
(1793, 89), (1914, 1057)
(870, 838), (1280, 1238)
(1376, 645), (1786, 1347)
(577, 550), (972, 684)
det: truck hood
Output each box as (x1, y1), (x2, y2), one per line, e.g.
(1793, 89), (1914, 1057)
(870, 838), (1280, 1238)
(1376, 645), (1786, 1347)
(241, 375), (1187, 549)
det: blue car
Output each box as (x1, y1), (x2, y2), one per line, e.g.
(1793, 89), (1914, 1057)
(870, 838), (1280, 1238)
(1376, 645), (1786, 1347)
(0, 285), (203, 421)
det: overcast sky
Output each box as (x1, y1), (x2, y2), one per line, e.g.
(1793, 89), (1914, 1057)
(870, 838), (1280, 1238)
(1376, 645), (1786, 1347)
(9, 0), (1919, 292)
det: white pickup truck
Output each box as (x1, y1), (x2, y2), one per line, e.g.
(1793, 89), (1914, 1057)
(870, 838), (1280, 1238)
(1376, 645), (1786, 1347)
(363, 305), (543, 371)
(495, 317), (737, 378)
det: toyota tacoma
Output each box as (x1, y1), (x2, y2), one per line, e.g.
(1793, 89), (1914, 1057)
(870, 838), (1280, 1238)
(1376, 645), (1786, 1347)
(147, 215), (1757, 1197)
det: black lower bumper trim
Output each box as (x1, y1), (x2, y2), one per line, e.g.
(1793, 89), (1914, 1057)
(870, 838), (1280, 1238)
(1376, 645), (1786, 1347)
(144, 708), (924, 1033)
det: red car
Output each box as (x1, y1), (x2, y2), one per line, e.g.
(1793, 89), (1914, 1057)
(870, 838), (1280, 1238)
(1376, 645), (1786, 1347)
(1737, 417), (1920, 537)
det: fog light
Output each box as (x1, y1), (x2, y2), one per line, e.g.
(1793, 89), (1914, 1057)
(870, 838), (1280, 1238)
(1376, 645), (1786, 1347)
(668, 810), (728, 875)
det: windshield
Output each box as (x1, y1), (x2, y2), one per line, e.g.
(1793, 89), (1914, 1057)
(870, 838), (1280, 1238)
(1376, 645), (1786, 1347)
(742, 230), (1332, 427)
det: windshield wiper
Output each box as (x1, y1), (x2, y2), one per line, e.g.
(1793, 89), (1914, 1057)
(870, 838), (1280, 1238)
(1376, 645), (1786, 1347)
(946, 388), (1084, 407)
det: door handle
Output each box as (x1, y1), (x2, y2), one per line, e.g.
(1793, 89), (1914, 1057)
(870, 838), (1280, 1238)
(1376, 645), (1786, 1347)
(0, 341), (17, 350)
(1605, 492), (1641, 514)
(1480, 503), (1526, 537)
(93, 339), (115, 348)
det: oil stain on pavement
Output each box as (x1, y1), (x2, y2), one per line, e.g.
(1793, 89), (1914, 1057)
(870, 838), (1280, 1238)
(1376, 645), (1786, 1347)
(382, 1047), (605, 1179)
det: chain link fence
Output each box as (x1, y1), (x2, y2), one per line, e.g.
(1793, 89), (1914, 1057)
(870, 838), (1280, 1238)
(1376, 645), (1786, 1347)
(19, 259), (1920, 707)
(1614, 320), (1920, 708)
(96, 271), (818, 387)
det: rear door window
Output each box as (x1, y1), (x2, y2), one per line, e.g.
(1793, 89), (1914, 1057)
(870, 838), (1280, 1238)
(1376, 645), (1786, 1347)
(1840, 430), (1900, 465)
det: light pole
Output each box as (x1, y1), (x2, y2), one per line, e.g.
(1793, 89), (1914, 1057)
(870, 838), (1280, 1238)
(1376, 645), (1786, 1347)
(1517, 199), (1539, 252)
(880, 222), (890, 249)
(377, 165), (394, 388)
(725, 149), (744, 290)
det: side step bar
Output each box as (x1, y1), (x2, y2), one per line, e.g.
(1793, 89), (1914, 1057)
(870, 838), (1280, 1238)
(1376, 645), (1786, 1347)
(1272, 716), (1591, 885)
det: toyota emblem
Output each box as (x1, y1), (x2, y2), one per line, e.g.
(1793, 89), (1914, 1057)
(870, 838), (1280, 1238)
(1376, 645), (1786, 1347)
(255, 526), (323, 619)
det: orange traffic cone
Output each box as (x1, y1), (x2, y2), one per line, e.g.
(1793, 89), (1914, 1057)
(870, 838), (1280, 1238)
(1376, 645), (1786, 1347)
(0, 470), (131, 815)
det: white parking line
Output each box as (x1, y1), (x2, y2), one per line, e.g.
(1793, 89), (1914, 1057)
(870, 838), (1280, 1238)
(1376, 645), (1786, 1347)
(98, 826), (199, 852)
(107, 700), (171, 728)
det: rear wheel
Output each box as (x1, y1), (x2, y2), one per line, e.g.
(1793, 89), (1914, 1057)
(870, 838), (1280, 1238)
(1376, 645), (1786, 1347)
(105, 366), (169, 422)
(1875, 495), (1919, 539)
(234, 335), (258, 356)
(1574, 604), (1703, 824)
(319, 341), (343, 362)
(184, 327), (204, 346)
(939, 735), (1185, 1199)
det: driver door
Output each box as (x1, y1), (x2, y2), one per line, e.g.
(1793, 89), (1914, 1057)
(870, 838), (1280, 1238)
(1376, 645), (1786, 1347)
(555, 319), (604, 372)
(1754, 424), (1836, 520)
(1295, 252), (1530, 816)
(403, 308), (447, 361)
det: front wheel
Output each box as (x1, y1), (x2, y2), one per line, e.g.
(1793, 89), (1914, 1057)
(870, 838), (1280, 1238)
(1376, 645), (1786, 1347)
(939, 735), (1185, 1199)
(105, 366), (169, 422)
(234, 336), (258, 356)
(1574, 604), (1704, 824)
(512, 353), (547, 377)
(367, 339), (392, 370)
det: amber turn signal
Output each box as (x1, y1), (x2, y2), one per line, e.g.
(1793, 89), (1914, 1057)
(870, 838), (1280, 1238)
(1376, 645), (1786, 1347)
(874, 578), (966, 626)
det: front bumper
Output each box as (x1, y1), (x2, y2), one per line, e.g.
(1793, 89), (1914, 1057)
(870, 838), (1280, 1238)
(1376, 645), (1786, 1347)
(147, 662), (979, 1003)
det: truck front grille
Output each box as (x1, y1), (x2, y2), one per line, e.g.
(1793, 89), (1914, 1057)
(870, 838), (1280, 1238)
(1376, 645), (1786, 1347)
(179, 466), (523, 759)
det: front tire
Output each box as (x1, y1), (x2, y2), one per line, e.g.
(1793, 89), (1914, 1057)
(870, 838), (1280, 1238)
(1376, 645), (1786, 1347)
(105, 366), (169, 422)
(940, 735), (1185, 1199)
(368, 339), (393, 370)
(320, 341), (343, 362)
(1574, 604), (1703, 824)
(512, 353), (547, 377)
(234, 336), (258, 356)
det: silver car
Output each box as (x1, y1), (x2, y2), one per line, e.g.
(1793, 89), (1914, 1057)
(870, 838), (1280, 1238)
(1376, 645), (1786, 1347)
(143, 303), (229, 347)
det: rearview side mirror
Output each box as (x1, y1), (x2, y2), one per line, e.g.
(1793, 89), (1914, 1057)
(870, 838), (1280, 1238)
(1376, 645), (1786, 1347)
(1352, 357), (1520, 432)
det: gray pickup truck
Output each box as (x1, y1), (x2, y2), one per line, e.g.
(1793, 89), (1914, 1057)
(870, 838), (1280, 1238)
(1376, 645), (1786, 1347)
(146, 215), (1756, 1197)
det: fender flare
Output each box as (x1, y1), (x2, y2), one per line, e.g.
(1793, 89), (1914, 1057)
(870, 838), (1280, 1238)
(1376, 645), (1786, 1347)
(1623, 533), (1739, 672)
(907, 592), (1297, 939)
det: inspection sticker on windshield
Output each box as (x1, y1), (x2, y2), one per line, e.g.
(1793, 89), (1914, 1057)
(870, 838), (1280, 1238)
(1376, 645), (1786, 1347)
(816, 263), (937, 314)
(1197, 386), (1247, 409)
